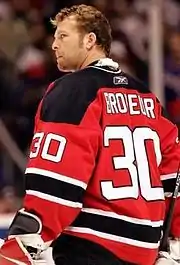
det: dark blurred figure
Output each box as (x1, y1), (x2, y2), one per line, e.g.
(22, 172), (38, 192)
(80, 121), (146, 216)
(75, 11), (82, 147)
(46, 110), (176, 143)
(0, 51), (22, 116)
(0, 51), (24, 209)
(164, 29), (180, 128)
(0, 51), (31, 151)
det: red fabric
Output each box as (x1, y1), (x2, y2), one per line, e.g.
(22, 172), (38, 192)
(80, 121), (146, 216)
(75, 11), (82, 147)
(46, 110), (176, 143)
(26, 64), (46, 79)
(167, 99), (180, 122)
(0, 238), (32, 265)
(165, 197), (180, 237)
(23, 84), (180, 265)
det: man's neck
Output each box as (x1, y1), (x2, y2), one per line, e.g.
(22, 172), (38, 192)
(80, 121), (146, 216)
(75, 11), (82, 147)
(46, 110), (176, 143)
(79, 51), (106, 69)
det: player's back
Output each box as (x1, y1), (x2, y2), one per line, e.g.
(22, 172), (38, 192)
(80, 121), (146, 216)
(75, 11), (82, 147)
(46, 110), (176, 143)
(34, 59), (168, 265)
(60, 60), (164, 265)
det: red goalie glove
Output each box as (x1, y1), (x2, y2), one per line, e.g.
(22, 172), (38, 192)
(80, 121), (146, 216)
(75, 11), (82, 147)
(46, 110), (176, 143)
(0, 237), (33, 265)
(0, 236), (47, 265)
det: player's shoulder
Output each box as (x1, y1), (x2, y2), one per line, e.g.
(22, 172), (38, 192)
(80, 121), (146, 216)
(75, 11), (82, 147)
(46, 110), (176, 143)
(85, 59), (151, 95)
(40, 59), (154, 125)
(53, 66), (99, 92)
(119, 72), (151, 95)
(49, 69), (151, 96)
(40, 68), (101, 125)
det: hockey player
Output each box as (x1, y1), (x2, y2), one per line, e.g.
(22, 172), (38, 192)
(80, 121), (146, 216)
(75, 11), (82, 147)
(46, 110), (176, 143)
(0, 4), (180, 265)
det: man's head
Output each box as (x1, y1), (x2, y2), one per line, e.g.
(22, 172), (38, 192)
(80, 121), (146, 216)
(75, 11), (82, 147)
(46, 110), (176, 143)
(168, 31), (180, 62)
(51, 4), (112, 72)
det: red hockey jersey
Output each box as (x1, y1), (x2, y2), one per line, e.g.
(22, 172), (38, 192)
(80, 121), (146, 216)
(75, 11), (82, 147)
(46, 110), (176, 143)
(23, 59), (180, 265)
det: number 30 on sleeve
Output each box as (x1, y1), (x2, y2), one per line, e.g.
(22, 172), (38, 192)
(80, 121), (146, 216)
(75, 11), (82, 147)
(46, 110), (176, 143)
(30, 132), (67, 163)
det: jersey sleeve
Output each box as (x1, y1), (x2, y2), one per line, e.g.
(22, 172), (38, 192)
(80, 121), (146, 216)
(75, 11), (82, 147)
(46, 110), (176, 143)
(23, 74), (102, 242)
(158, 108), (180, 237)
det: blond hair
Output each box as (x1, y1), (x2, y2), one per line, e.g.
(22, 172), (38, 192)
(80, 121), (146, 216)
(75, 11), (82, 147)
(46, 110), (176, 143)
(51, 4), (112, 56)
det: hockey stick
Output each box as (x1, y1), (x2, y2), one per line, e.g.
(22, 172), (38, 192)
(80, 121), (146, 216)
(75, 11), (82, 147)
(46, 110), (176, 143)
(159, 163), (180, 251)
(0, 119), (26, 171)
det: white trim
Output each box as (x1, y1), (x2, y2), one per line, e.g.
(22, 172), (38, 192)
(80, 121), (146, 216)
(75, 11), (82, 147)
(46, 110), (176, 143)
(161, 173), (177, 181)
(65, 226), (160, 249)
(25, 167), (87, 189)
(89, 66), (121, 74)
(26, 190), (82, 208)
(82, 208), (163, 227)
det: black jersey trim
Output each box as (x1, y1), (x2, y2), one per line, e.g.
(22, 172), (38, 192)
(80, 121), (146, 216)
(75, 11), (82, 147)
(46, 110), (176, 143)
(71, 211), (162, 243)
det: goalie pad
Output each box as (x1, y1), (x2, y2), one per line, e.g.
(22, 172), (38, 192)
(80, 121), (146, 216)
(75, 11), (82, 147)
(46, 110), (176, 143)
(0, 236), (48, 265)
(169, 238), (180, 262)
(0, 237), (32, 265)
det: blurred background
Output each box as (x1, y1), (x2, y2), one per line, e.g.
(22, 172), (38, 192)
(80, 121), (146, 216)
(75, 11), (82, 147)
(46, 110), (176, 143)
(0, 0), (179, 236)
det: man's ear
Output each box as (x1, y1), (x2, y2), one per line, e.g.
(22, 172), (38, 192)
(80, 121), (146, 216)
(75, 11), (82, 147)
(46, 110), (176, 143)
(84, 32), (97, 50)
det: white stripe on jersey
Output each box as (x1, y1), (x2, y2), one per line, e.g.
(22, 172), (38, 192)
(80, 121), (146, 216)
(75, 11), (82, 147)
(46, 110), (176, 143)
(161, 173), (177, 181)
(65, 226), (160, 249)
(89, 66), (121, 73)
(25, 167), (87, 189)
(26, 190), (82, 208)
(82, 208), (163, 227)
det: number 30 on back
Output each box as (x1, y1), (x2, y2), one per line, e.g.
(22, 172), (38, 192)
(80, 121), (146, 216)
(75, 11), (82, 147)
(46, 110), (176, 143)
(101, 126), (164, 201)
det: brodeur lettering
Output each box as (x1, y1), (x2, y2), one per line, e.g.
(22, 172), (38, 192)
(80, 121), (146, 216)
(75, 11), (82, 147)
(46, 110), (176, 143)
(104, 92), (155, 118)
